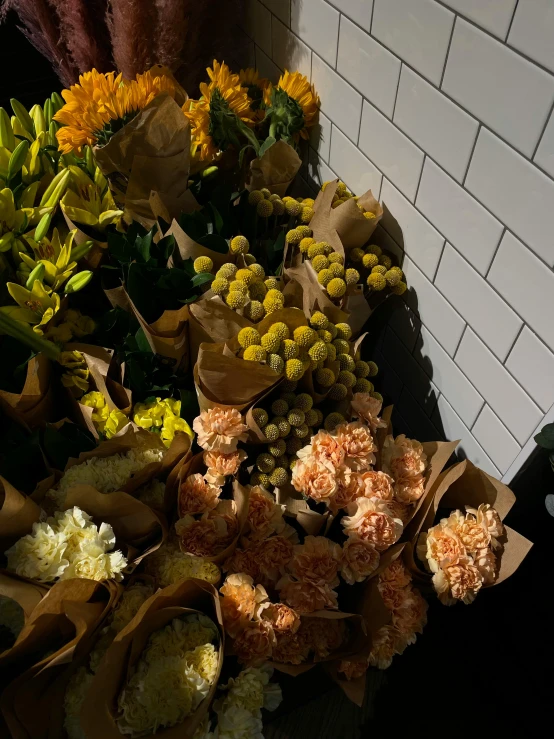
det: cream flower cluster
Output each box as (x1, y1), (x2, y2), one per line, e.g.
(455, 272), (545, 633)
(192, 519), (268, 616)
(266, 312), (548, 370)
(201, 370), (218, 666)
(144, 537), (221, 588)
(5, 507), (127, 583)
(116, 614), (220, 737)
(47, 445), (165, 508)
(418, 504), (504, 605)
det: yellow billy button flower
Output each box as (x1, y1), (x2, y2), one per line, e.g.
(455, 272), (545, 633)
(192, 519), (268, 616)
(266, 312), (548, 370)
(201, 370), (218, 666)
(193, 256), (213, 274)
(230, 235), (249, 254)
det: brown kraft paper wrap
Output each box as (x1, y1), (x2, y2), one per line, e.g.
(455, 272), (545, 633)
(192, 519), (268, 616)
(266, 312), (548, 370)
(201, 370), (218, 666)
(0, 571), (48, 633)
(247, 140), (302, 197)
(189, 297), (251, 361)
(0, 578), (121, 739)
(127, 293), (190, 372)
(283, 263), (350, 325)
(309, 180), (345, 257)
(0, 476), (41, 552)
(0, 353), (54, 429)
(330, 190), (383, 251)
(94, 93), (192, 227)
(166, 219), (232, 272)
(80, 579), (224, 739)
(405, 459), (533, 590)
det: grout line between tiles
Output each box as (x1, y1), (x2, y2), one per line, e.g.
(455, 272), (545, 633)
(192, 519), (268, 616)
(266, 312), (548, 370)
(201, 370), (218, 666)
(390, 62), (403, 121)
(335, 13), (341, 70)
(505, 0), (520, 41)
(532, 97), (554, 160)
(439, 12), (457, 89)
(461, 123), (481, 185)
(484, 227), (506, 279)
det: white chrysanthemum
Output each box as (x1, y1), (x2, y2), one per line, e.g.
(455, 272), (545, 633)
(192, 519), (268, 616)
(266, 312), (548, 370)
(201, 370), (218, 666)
(216, 705), (264, 739)
(0, 595), (25, 640)
(110, 583), (155, 634)
(144, 615), (218, 664)
(137, 479), (166, 508)
(64, 667), (94, 739)
(185, 643), (219, 683)
(5, 522), (69, 582)
(60, 550), (127, 582)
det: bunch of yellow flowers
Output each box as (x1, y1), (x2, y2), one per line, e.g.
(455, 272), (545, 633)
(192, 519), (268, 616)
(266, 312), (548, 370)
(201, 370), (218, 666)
(133, 397), (193, 448)
(81, 391), (129, 439)
(348, 243), (407, 294)
(322, 179), (375, 219)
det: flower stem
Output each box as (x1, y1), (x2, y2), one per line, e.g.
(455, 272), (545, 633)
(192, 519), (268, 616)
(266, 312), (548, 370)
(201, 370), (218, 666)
(0, 312), (61, 360)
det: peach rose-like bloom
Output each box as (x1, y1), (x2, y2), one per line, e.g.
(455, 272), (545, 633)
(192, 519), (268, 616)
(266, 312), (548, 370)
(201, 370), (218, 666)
(256, 535), (295, 584)
(330, 466), (365, 514)
(341, 538), (380, 585)
(277, 575), (338, 614)
(299, 617), (346, 659)
(418, 520), (467, 574)
(342, 498), (403, 552)
(432, 558), (483, 605)
(233, 618), (276, 665)
(223, 546), (262, 583)
(474, 547), (497, 585)
(272, 630), (311, 665)
(360, 470), (394, 502)
(391, 586), (428, 641)
(175, 515), (221, 556)
(193, 406), (248, 453)
(382, 434), (427, 504)
(178, 473), (221, 517)
(335, 422), (376, 471)
(368, 625), (407, 670)
(289, 536), (341, 587)
(220, 573), (269, 638)
(291, 456), (338, 503)
(459, 504), (504, 553)
(351, 393), (387, 435)
(474, 503), (504, 543)
(203, 449), (247, 485)
(338, 658), (370, 680)
(245, 486), (285, 541)
(298, 430), (345, 469)
(378, 558), (411, 590)
(260, 603), (300, 635)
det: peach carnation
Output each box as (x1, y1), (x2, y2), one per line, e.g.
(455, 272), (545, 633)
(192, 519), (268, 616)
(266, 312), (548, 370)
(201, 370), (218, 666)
(432, 559), (483, 605)
(474, 547), (498, 585)
(277, 575), (338, 614)
(378, 558), (411, 590)
(391, 586), (428, 639)
(272, 630), (311, 665)
(299, 616), (346, 658)
(178, 473), (221, 517)
(233, 619), (276, 665)
(387, 499), (412, 524)
(256, 535), (295, 584)
(298, 430), (345, 468)
(335, 421), (377, 471)
(341, 537), (380, 584)
(330, 467), (365, 513)
(175, 515), (222, 556)
(360, 470), (394, 501)
(223, 547), (262, 583)
(203, 449), (247, 485)
(245, 486), (285, 541)
(338, 658), (369, 680)
(369, 625), (407, 670)
(351, 393), (387, 435)
(220, 573), (269, 638)
(473, 503), (504, 544)
(342, 498), (403, 551)
(382, 434), (427, 504)
(291, 456), (338, 503)
(260, 603), (300, 634)
(418, 520), (467, 574)
(289, 536), (341, 587)
(193, 406), (248, 453)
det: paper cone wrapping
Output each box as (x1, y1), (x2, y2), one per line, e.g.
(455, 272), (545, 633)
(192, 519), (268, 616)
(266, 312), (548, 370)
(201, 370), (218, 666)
(247, 140), (302, 197)
(405, 460), (533, 590)
(94, 93), (192, 227)
(0, 578), (120, 739)
(0, 476), (41, 552)
(329, 190), (383, 251)
(166, 219), (232, 272)
(0, 571), (48, 632)
(0, 353), (54, 430)
(283, 263), (350, 324)
(189, 297), (251, 362)
(309, 180), (345, 257)
(80, 579), (224, 739)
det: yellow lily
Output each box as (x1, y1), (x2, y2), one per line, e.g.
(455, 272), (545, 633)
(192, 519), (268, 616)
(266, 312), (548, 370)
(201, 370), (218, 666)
(0, 188), (27, 250)
(19, 228), (79, 291)
(7, 278), (60, 333)
(61, 166), (123, 231)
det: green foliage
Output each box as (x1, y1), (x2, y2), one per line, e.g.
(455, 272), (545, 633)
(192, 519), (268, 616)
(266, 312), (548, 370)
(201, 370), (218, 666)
(535, 422), (554, 450)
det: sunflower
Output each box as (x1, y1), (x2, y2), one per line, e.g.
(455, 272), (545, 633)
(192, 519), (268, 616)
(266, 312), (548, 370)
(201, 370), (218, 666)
(264, 70), (320, 141)
(239, 67), (269, 114)
(54, 68), (178, 154)
(183, 60), (257, 164)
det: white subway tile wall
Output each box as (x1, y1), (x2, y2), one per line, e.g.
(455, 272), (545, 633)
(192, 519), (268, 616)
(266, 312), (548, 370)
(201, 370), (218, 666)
(241, 0), (554, 483)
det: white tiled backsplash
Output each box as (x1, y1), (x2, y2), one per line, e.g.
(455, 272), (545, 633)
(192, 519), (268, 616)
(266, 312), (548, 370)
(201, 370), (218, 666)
(239, 0), (554, 483)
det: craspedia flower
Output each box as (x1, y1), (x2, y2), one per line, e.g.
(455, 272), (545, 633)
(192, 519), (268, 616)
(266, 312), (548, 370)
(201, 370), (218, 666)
(286, 436), (303, 455)
(211, 277), (228, 295)
(367, 360), (378, 377)
(332, 199), (343, 209)
(257, 199), (274, 217)
(268, 439), (286, 457)
(271, 399), (289, 416)
(289, 458), (298, 471)
(372, 265), (387, 276)
(243, 345), (267, 362)
(297, 225), (312, 238)
(285, 199), (302, 217)
(312, 408), (324, 426)
(337, 370), (356, 388)
(217, 263), (238, 280)
(345, 268), (360, 285)
(329, 263), (345, 278)
(280, 339), (299, 360)
(193, 256), (213, 274)
(268, 353), (284, 374)
(336, 181), (348, 197)
(308, 341), (327, 361)
(263, 423), (279, 442)
(384, 269), (400, 287)
(362, 253), (379, 269)
(226, 291), (247, 308)
(371, 391), (383, 402)
(304, 408), (318, 426)
(315, 367), (335, 387)
(353, 378), (373, 394)
(328, 383), (348, 400)
(230, 280), (249, 295)
(251, 471), (271, 488)
(324, 412), (346, 432)
(252, 408), (268, 428)
(327, 278), (347, 298)
(265, 277), (279, 291)
(230, 235), (250, 254)
(338, 353), (355, 371)
(392, 281), (407, 295)
(287, 409), (305, 427)
(236, 268), (255, 285)
(307, 243), (326, 260)
(238, 327), (261, 348)
(293, 326), (317, 347)
(286, 229), (303, 245)
(292, 423), (309, 439)
(328, 252), (344, 265)
(285, 358), (304, 381)
(335, 323), (352, 341)
(249, 264), (265, 281)
(261, 333), (281, 353)
(354, 360), (370, 378)
(268, 322), (289, 340)
(269, 193), (281, 202)
(367, 273), (387, 291)
(269, 467), (288, 487)
(273, 416), (291, 437)
(310, 311), (329, 330)
(363, 211), (376, 220)
(312, 255), (329, 272)
(300, 206), (314, 224)
(249, 282), (267, 301)
(390, 266), (403, 278)
(273, 199), (285, 216)
(257, 453), (275, 473)
(244, 301), (265, 321)
(333, 339), (350, 355)
(350, 248), (364, 263)
(317, 269), (333, 287)
(299, 237), (315, 254)
(260, 188), (271, 198)
(263, 289), (285, 313)
(280, 391), (296, 407)
(317, 329), (333, 343)
(248, 190), (264, 205)
(281, 379), (297, 392)
(366, 244), (382, 257)
(379, 255), (392, 269)
(326, 343), (337, 361)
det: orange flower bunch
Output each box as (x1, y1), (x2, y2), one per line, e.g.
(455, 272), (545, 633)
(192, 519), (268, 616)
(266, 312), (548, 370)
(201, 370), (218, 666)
(417, 504), (504, 605)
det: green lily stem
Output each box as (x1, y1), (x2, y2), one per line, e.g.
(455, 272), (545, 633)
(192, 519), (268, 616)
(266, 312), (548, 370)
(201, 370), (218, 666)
(0, 311), (61, 360)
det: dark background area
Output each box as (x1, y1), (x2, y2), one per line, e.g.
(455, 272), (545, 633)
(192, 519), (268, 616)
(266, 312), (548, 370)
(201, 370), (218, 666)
(1, 11), (552, 739)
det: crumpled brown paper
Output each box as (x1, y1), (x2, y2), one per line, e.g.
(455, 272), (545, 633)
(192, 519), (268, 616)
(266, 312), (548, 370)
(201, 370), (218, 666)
(247, 140), (302, 197)
(329, 190), (383, 251)
(0, 475), (41, 552)
(0, 571), (48, 633)
(0, 353), (54, 430)
(166, 219), (232, 272)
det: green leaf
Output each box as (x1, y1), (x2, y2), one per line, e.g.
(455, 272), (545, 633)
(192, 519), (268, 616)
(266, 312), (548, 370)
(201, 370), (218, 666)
(191, 272), (214, 288)
(41, 423), (96, 471)
(258, 136), (276, 158)
(197, 233), (229, 254)
(135, 327), (152, 353)
(535, 423), (554, 449)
